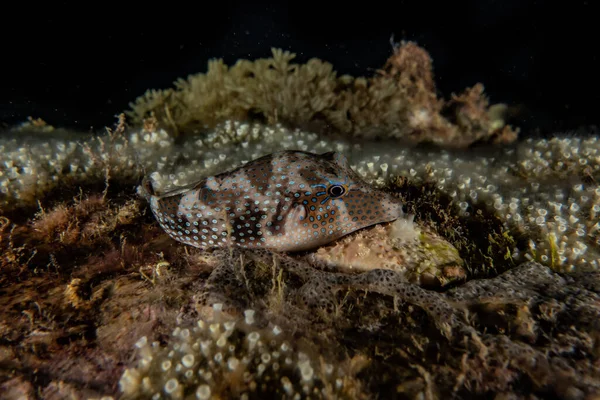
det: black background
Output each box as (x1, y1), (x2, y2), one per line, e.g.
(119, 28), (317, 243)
(1, 1), (598, 136)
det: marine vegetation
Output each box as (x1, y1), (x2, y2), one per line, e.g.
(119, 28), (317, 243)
(127, 42), (517, 147)
(0, 43), (598, 399)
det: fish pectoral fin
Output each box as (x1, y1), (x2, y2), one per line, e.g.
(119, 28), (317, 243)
(140, 176), (155, 199)
(190, 186), (213, 202)
(290, 203), (308, 221)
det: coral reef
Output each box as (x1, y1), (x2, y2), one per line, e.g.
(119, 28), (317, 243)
(119, 304), (367, 399)
(0, 45), (598, 399)
(126, 43), (517, 147)
(2, 120), (597, 271)
(123, 250), (600, 399)
(1, 120), (599, 398)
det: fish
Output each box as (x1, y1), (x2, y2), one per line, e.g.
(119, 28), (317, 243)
(140, 150), (404, 252)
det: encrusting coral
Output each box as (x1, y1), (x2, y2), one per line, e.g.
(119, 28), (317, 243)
(126, 43), (517, 147)
(2, 119), (597, 272)
(0, 43), (599, 399)
(133, 249), (600, 399)
(119, 304), (367, 399)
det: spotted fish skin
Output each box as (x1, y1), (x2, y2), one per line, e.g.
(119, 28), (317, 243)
(141, 151), (404, 252)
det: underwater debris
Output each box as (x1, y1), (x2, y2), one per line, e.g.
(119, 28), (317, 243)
(126, 44), (517, 147)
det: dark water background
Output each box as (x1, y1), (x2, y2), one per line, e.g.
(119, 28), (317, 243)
(1, 0), (597, 136)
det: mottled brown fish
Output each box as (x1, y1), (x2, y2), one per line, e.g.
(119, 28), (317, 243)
(141, 151), (404, 252)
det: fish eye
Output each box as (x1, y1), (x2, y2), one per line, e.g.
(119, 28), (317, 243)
(328, 184), (346, 197)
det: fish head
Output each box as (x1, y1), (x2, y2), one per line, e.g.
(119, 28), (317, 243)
(277, 151), (404, 251)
